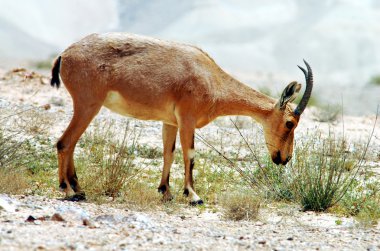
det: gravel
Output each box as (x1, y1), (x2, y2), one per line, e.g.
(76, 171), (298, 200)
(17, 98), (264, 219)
(0, 194), (379, 250)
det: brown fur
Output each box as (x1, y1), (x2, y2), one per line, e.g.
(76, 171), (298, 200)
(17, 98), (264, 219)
(54, 32), (308, 203)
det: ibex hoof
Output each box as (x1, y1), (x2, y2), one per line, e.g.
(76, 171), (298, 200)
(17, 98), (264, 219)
(157, 185), (167, 194)
(189, 199), (204, 206)
(59, 181), (67, 191)
(63, 192), (86, 202)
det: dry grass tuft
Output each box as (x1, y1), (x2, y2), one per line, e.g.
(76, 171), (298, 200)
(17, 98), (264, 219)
(120, 181), (162, 210)
(78, 120), (142, 199)
(311, 105), (341, 123)
(0, 109), (35, 194)
(76, 119), (163, 210)
(0, 168), (29, 194)
(221, 192), (260, 221)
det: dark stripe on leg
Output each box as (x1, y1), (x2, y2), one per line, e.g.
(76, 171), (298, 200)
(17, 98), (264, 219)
(56, 140), (65, 151)
(171, 139), (176, 152)
(189, 158), (195, 185)
(69, 173), (79, 192)
(190, 158), (195, 172)
(59, 181), (67, 190)
(191, 134), (194, 149)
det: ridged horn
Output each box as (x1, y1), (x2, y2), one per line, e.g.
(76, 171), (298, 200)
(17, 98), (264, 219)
(294, 60), (313, 116)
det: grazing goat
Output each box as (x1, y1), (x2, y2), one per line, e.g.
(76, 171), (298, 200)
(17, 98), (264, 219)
(51, 33), (313, 204)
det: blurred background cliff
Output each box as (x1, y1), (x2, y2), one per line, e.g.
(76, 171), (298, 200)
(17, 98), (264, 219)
(0, 0), (379, 115)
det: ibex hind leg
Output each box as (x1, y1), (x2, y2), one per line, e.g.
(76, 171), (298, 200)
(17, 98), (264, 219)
(57, 102), (102, 201)
(158, 123), (178, 202)
(178, 117), (203, 206)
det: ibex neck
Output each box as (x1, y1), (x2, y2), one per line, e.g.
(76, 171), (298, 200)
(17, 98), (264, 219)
(214, 74), (276, 124)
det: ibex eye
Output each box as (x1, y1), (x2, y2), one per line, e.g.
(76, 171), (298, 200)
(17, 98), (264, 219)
(286, 121), (294, 130)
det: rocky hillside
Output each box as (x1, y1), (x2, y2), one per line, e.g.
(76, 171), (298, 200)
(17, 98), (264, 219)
(0, 0), (379, 114)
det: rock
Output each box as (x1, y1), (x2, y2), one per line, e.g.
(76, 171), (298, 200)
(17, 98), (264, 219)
(125, 213), (155, 229)
(51, 213), (65, 222)
(95, 214), (124, 224)
(55, 205), (90, 222)
(0, 195), (18, 212)
(42, 104), (51, 110)
(83, 218), (96, 228)
(49, 97), (64, 106)
(25, 215), (37, 222)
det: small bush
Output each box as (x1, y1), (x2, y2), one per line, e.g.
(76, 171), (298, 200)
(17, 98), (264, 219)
(355, 198), (380, 226)
(236, 156), (295, 201)
(217, 117), (378, 214)
(221, 192), (260, 221)
(256, 135), (374, 212)
(120, 181), (161, 210)
(0, 167), (29, 194)
(293, 108), (377, 213)
(0, 112), (35, 194)
(30, 55), (58, 70)
(258, 165), (294, 201)
(0, 130), (26, 168)
(335, 177), (380, 225)
(78, 121), (142, 198)
(195, 155), (238, 205)
(135, 145), (162, 159)
(290, 137), (356, 211)
(294, 93), (319, 107)
(369, 75), (380, 86)
(0, 106), (61, 195)
(312, 104), (341, 123)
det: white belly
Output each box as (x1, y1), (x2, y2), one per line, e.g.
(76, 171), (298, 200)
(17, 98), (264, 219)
(103, 91), (177, 125)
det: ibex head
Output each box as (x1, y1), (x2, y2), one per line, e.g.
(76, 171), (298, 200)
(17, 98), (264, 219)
(263, 60), (313, 165)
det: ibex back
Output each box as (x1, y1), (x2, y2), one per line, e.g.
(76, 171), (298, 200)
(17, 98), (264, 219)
(51, 33), (313, 204)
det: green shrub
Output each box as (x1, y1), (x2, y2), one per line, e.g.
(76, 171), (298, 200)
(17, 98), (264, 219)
(0, 130), (26, 169)
(369, 75), (380, 86)
(294, 93), (319, 107)
(212, 117), (378, 214)
(312, 104), (342, 122)
(336, 177), (380, 225)
(293, 137), (356, 211)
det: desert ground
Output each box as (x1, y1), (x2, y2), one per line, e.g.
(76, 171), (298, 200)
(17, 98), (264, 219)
(0, 68), (379, 250)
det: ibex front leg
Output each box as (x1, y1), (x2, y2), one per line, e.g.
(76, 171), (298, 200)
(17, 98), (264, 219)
(179, 118), (203, 205)
(158, 123), (178, 201)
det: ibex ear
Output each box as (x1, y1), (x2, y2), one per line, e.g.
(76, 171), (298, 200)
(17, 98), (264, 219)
(275, 81), (302, 110)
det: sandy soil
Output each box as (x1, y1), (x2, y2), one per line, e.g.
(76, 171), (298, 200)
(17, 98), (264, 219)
(1, 194), (379, 251)
(0, 68), (379, 250)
